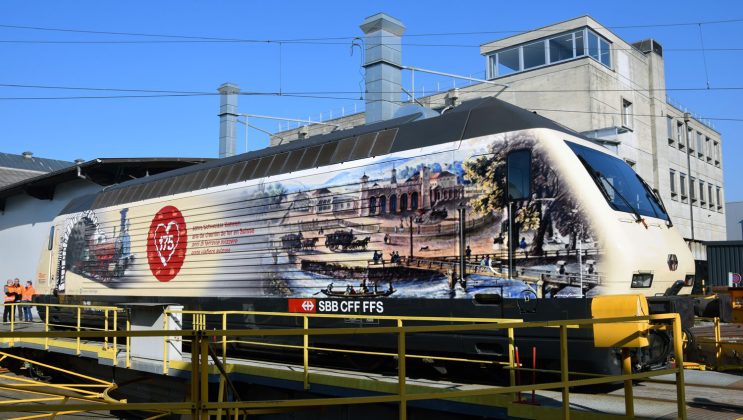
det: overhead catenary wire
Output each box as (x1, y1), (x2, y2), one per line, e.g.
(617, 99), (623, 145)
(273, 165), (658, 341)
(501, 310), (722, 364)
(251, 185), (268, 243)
(0, 90), (740, 122)
(1, 17), (742, 42)
(2, 38), (743, 53)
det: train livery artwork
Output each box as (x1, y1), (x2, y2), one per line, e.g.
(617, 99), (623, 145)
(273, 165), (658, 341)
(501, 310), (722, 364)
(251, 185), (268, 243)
(32, 98), (698, 374)
(49, 126), (688, 301)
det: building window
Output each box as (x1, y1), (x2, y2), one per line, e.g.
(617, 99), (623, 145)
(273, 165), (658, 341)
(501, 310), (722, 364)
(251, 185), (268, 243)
(687, 128), (694, 153)
(697, 132), (704, 159)
(680, 173), (687, 201)
(549, 32), (575, 62)
(716, 187), (722, 211)
(708, 184), (714, 209)
(690, 177), (696, 203)
(677, 123), (685, 150)
(587, 29), (611, 67)
(699, 180), (705, 205)
(705, 137), (712, 162)
(495, 47), (520, 77)
(667, 116), (675, 145)
(669, 170), (677, 198)
(523, 40), (546, 69)
(713, 141), (720, 166)
(488, 27), (609, 78)
(621, 99), (633, 130)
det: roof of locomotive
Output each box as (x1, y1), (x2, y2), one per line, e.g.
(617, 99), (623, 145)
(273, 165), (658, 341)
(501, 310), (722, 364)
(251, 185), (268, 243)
(59, 96), (582, 215)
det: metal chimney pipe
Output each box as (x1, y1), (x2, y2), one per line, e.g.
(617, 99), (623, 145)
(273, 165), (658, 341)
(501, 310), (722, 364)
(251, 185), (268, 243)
(218, 83), (240, 158)
(360, 13), (405, 124)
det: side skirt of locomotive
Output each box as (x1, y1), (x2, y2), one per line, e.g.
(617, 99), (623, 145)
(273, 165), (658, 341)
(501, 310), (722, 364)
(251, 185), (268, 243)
(33, 295), (695, 377)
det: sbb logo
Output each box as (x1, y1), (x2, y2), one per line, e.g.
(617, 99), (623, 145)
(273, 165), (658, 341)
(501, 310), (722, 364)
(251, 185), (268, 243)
(147, 206), (188, 282)
(288, 298), (317, 313)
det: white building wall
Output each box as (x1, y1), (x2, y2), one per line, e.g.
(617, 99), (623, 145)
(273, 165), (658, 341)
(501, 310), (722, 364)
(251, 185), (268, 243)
(0, 180), (100, 283)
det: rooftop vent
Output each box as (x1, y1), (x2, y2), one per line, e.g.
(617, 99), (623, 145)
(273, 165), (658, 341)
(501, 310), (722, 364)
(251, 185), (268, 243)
(360, 13), (405, 124)
(632, 39), (663, 57)
(218, 82), (240, 159)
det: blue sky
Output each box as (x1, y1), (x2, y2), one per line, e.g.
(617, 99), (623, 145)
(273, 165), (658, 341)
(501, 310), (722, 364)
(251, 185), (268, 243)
(0, 0), (741, 200)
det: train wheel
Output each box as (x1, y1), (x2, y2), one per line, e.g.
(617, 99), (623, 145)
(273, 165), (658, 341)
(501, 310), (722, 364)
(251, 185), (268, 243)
(639, 330), (671, 368)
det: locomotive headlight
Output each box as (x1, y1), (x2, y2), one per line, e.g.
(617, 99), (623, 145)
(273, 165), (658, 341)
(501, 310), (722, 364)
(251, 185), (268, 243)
(684, 274), (695, 287)
(631, 273), (653, 288)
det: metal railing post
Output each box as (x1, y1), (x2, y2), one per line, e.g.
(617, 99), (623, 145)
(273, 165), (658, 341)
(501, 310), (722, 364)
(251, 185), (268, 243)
(112, 310), (118, 367)
(508, 327), (516, 402)
(559, 324), (570, 419)
(45, 306), (50, 350)
(222, 313), (227, 365)
(126, 317), (131, 369)
(672, 314), (687, 419)
(163, 311), (170, 374)
(621, 347), (634, 417)
(303, 315), (310, 390)
(191, 332), (201, 419)
(714, 316), (721, 367)
(398, 319), (407, 420)
(104, 309), (109, 350)
(76, 307), (81, 356)
(200, 334), (209, 420)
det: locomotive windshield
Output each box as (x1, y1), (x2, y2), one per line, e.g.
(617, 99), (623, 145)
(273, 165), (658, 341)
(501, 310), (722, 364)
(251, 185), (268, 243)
(567, 142), (669, 221)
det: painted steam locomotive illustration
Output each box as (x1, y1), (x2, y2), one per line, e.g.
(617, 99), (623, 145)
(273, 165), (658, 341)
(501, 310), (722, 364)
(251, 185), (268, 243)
(55, 131), (602, 300)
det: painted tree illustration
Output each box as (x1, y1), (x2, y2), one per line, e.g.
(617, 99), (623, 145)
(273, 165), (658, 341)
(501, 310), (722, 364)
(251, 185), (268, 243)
(463, 134), (591, 254)
(266, 183), (288, 207)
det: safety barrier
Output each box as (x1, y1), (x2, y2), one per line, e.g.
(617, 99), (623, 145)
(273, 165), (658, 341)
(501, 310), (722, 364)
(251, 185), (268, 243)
(0, 302), (689, 419)
(694, 316), (743, 371)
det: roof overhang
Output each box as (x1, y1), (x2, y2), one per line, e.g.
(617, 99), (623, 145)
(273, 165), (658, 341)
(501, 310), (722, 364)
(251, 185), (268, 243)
(0, 157), (210, 212)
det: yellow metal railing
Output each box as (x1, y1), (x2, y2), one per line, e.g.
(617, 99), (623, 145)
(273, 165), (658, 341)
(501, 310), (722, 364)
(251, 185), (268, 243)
(0, 303), (690, 419)
(1, 302), (127, 367)
(0, 350), (124, 419)
(693, 316), (742, 371)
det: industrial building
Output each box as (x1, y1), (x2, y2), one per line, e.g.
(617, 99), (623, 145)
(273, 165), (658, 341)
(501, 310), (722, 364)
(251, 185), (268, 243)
(726, 201), (743, 240)
(0, 152), (73, 188)
(252, 14), (725, 251)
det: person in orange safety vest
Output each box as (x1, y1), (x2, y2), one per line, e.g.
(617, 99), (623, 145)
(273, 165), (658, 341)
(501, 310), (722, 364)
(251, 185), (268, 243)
(21, 281), (36, 322)
(3, 280), (15, 323)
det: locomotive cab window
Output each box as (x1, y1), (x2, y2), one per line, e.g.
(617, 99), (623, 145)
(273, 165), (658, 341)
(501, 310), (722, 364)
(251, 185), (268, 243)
(48, 226), (55, 250)
(506, 149), (532, 200)
(568, 142), (668, 221)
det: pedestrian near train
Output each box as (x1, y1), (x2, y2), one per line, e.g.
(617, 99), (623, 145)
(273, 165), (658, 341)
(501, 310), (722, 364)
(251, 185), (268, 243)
(520, 237), (528, 258)
(21, 281), (36, 322)
(12, 279), (22, 320)
(3, 280), (14, 323)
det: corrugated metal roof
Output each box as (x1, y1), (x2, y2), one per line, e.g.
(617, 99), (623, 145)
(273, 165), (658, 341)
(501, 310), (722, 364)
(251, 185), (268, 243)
(0, 157), (210, 211)
(0, 168), (44, 188)
(0, 152), (72, 173)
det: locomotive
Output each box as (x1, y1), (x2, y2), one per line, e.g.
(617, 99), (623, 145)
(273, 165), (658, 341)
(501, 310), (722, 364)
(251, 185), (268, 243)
(33, 97), (696, 374)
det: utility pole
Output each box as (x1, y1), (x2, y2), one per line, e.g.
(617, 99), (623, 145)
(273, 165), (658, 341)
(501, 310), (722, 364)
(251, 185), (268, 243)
(508, 201), (513, 280)
(684, 112), (695, 241)
(458, 206), (466, 286)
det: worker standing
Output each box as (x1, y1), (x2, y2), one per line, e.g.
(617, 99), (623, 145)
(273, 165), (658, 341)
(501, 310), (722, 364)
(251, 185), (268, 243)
(12, 279), (22, 320)
(21, 281), (36, 322)
(3, 280), (14, 323)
